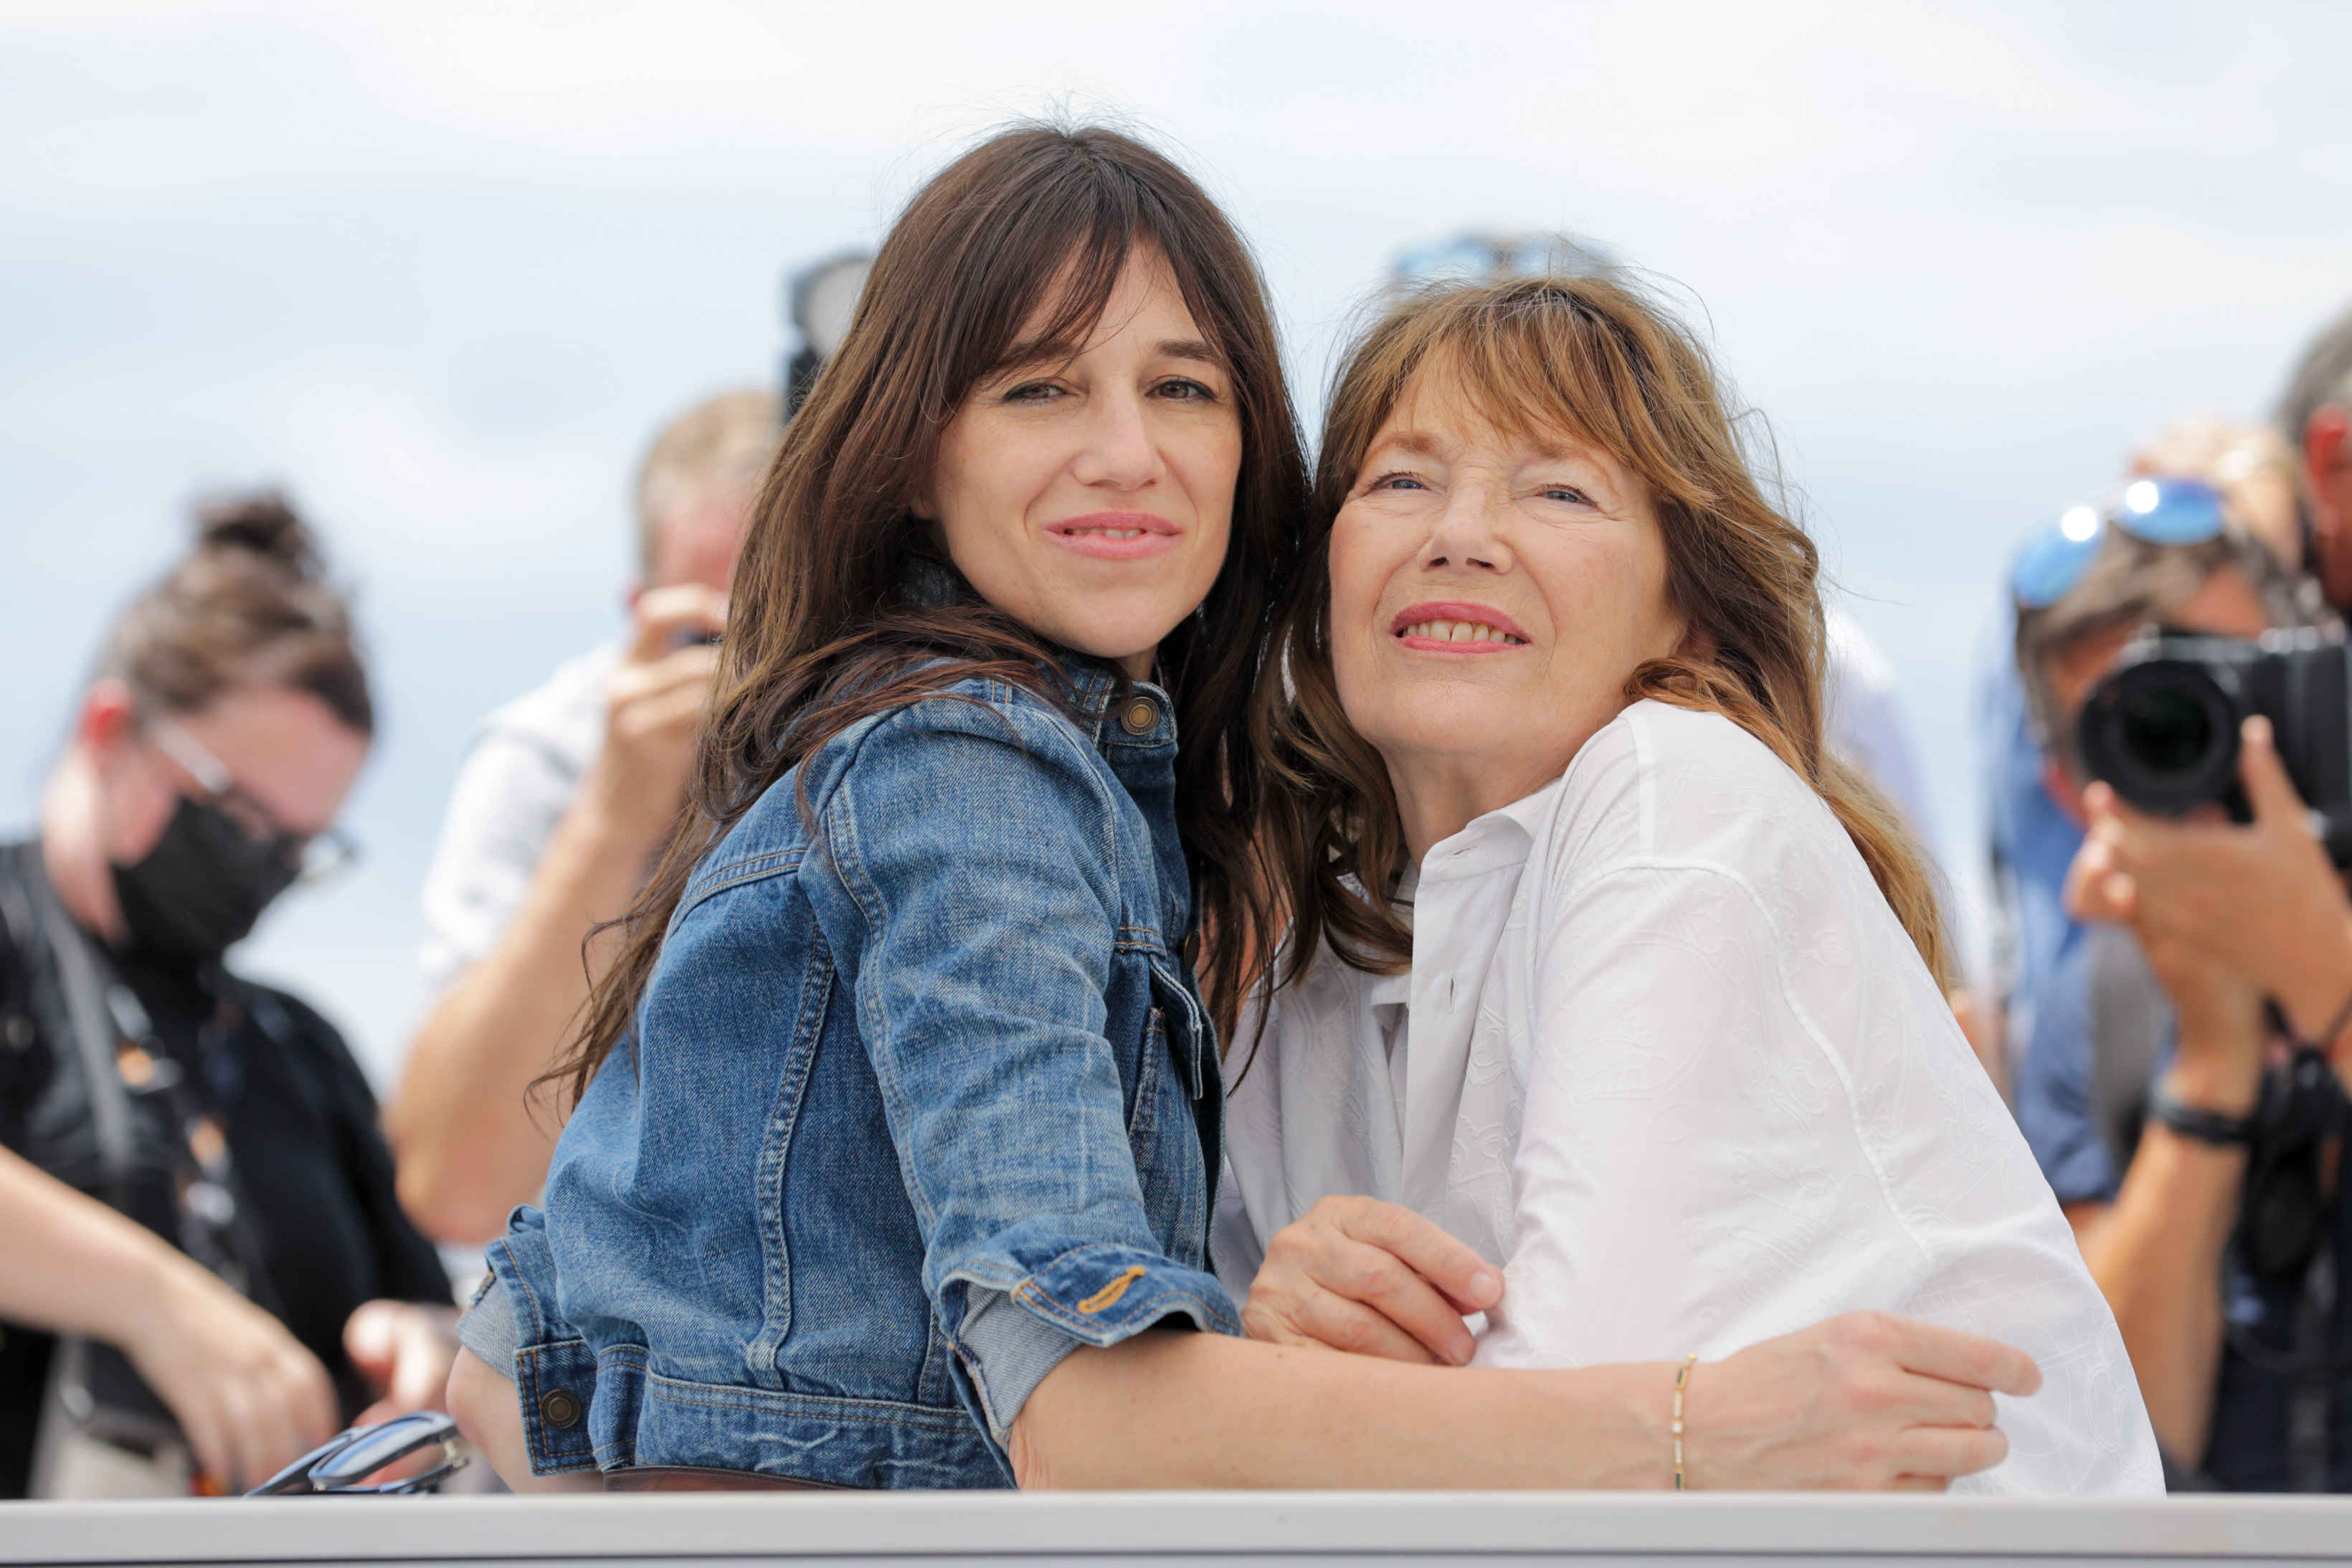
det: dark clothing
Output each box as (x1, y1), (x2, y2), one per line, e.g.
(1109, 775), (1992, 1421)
(0, 841), (447, 1497)
(2013, 928), (2352, 1491)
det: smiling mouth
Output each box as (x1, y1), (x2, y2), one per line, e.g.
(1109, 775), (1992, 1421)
(1396, 618), (1528, 647)
(1046, 512), (1179, 561)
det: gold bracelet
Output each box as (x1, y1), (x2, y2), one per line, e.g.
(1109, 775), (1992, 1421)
(1672, 1354), (1697, 1491)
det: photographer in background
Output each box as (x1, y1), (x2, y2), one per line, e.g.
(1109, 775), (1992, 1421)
(2004, 466), (2352, 1488)
(387, 389), (779, 1244)
(0, 497), (455, 1496)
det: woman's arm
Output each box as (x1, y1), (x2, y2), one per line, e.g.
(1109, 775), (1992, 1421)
(446, 1347), (600, 1493)
(1489, 846), (2161, 1493)
(1012, 1309), (2029, 1490)
(0, 1144), (338, 1488)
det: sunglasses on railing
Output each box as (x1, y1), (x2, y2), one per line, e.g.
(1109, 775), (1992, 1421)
(2008, 477), (2229, 612)
(247, 1412), (468, 1497)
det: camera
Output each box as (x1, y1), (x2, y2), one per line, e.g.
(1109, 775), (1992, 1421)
(2077, 625), (2352, 865)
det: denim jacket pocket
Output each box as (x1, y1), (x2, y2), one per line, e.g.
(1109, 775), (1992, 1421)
(1139, 962), (1216, 1263)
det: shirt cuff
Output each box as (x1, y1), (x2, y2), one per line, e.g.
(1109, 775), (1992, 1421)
(957, 1287), (1083, 1440)
(484, 1207), (601, 1476)
(456, 1275), (521, 1382)
(947, 1242), (1241, 1455)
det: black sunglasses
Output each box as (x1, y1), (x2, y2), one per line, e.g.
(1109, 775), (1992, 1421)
(247, 1412), (468, 1497)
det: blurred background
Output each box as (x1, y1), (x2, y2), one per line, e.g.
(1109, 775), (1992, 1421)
(4, 0), (2347, 1084)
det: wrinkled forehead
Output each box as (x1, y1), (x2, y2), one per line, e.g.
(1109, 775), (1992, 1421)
(1367, 348), (1631, 478)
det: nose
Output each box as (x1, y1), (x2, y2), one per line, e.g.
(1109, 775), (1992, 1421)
(1069, 385), (1163, 493)
(1418, 480), (1511, 574)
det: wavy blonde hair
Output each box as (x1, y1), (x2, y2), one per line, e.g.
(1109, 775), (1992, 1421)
(1249, 272), (1950, 1009)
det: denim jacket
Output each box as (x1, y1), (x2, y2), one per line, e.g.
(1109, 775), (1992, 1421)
(483, 657), (1238, 1488)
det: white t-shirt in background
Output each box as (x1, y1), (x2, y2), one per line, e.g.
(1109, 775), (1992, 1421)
(417, 642), (620, 993)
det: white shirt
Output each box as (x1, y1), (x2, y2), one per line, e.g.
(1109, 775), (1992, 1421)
(1219, 700), (2161, 1496)
(417, 640), (620, 992)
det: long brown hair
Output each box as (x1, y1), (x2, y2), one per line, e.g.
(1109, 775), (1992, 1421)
(1256, 273), (1951, 998)
(550, 124), (1304, 1105)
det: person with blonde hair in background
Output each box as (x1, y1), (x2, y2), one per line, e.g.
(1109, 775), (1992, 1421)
(389, 389), (779, 1243)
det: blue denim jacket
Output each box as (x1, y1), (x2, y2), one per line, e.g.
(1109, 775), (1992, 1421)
(484, 657), (1239, 1487)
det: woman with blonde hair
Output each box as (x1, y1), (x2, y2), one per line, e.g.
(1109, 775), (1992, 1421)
(1222, 273), (2166, 1493)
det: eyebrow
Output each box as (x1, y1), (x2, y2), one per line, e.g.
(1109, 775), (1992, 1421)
(1157, 338), (1223, 366)
(1365, 430), (1456, 464)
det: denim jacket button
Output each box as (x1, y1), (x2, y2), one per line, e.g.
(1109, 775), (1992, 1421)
(539, 1388), (584, 1430)
(1120, 697), (1159, 736)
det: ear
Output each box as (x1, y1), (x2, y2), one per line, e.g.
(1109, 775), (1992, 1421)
(2305, 404), (2352, 515)
(76, 678), (141, 757)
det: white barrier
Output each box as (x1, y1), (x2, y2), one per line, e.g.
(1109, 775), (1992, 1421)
(4, 1492), (2351, 1567)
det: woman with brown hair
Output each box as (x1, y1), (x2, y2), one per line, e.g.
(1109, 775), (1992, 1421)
(1221, 273), (2165, 1493)
(0, 498), (458, 1496)
(452, 125), (2039, 1493)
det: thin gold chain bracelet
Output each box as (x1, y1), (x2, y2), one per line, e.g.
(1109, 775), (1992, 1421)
(1671, 1354), (1698, 1491)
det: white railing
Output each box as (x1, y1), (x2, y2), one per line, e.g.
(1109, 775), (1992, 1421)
(4, 1492), (2351, 1565)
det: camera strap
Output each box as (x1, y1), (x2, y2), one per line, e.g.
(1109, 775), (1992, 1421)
(2287, 1245), (2335, 1493)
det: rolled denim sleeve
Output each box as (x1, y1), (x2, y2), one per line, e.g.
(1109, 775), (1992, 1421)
(802, 700), (1238, 1458)
(482, 1205), (602, 1476)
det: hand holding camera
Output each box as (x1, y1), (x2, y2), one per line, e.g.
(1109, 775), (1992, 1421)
(580, 584), (729, 855)
(2069, 705), (2352, 1048)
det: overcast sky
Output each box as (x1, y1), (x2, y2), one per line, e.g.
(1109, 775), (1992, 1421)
(4, 1), (2348, 1084)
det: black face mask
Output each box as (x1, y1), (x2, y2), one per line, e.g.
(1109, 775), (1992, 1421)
(110, 794), (300, 966)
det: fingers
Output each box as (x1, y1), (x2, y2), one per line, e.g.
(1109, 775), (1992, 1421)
(172, 1390), (234, 1494)
(1875, 1314), (2041, 1397)
(1314, 1235), (1478, 1364)
(343, 1298), (399, 1389)
(627, 585), (729, 662)
(2237, 715), (2311, 826)
(2063, 835), (2137, 924)
(1890, 1372), (1998, 1432)
(1322, 1196), (1504, 1314)
(385, 1306), (460, 1414)
(610, 643), (720, 708)
(218, 1374), (298, 1493)
(280, 1335), (341, 1447)
(1890, 1423), (2010, 1482)
(1286, 1290), (1443, 1365)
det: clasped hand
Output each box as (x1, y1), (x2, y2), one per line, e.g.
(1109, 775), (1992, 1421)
(1244, 1195), (2032, 1489)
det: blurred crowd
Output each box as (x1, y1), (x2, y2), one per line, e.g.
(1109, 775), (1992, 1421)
(2, 228), (2351, 1498)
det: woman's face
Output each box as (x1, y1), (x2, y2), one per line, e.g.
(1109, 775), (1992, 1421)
(95, 682), (368, 867)
(922, 249), (1241, 678)
(1328, 360), (1687, 793)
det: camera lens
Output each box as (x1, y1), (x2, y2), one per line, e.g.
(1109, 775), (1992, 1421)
(2117, 687), (2215, 777)
(2076, 656), (2242, 815)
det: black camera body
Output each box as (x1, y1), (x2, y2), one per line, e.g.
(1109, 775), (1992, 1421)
(2076, 626), (2352, 866)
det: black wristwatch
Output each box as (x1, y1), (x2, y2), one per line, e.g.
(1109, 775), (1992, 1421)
(2148, 1083), (2259, 1147)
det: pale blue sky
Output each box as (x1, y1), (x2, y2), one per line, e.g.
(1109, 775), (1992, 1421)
(4, 1), (2347, 1083)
